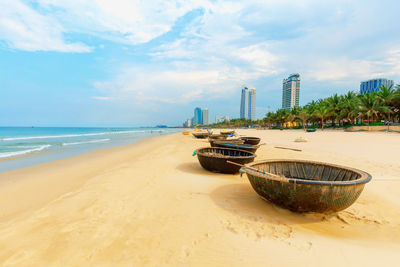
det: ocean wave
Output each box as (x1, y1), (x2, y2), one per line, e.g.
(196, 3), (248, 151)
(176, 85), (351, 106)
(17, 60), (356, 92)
(62, 138), (110, 146)
(0, 145), (51, 159)
(0, 130), (158, 141)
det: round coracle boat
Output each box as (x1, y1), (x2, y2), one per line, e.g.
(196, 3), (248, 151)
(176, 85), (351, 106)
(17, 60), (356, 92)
(213, 142), (260, 153)
(209, 139), (244, 147)
(208, 134), (228, 141)
(196, 147), (255, 174)
(241, 137), (261, 145)
(242, 159), (372, 213)
(220, 130), (235, 136)
(192, 132), (211, 139)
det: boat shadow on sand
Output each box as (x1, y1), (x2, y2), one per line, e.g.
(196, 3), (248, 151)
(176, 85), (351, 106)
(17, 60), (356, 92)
(209, 183), (400, 243)
(177, 162), (241, 179)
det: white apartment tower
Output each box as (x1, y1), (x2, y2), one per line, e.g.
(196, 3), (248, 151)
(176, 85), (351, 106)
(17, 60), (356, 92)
(240, 86), (256, 120)
(282, 74), (300, 110)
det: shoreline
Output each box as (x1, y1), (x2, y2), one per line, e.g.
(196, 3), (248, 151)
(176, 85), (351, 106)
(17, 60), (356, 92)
(0, 128), (177, 173)
(0, 130), (399, 266)
(0, 133), (174, 222)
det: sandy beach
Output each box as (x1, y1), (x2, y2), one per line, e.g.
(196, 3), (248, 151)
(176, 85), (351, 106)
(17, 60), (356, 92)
(0, 130), (399, 266)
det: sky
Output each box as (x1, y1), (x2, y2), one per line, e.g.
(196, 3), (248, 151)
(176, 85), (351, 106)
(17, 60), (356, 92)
(1, 0), (400, 127)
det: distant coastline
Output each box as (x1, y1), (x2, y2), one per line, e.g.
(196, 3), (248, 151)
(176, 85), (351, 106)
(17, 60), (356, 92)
(0, 127), (178, 172)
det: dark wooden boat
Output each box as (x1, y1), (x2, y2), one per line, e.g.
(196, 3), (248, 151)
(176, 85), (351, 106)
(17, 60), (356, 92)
(306, 128), (317, 132)
(220, 130), (235, 136)
(213, 142), (260, 153)
(192, 132), (211, 139)
(241, 137), (261, 145)
(209, 139), (244, 147)
(208, 134), (227, 141)
(242, 159), (372, 213)
(196, 147), (255, 174)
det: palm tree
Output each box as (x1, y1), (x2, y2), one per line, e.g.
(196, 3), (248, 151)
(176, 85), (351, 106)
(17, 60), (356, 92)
(297, 107), (310, 131)
(339, 91), (359, 125)
(358, 93), (389, 124)
(313, 102), (330, 130)
(326, 94), (341, 126)
(377, 85), (395, 122)
(275, 109), (289, 128)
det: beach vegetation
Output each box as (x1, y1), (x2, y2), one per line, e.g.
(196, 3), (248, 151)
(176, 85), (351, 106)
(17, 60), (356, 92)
(207, 84), (400, 130)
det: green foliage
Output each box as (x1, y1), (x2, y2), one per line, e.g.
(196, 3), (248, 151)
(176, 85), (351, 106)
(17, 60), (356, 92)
(207, 84), (400, 129)
(261, 84), (400, 130)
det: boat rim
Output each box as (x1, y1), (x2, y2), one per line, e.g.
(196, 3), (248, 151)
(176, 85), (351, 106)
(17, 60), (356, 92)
(196, 147), (256, 159)
(244, 159), (372, 186)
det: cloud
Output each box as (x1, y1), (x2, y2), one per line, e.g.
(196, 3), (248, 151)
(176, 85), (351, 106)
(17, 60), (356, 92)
(92, 96), (111, 101)
(0, 0), (91, 52)
(35, 0), (213, 45)
(91, 0), (400, 109)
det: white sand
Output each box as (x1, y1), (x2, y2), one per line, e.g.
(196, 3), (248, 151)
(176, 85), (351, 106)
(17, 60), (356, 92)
(0, 130), (399, 266)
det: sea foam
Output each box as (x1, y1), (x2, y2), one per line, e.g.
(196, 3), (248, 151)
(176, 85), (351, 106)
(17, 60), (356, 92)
(0, 145), (51, 159)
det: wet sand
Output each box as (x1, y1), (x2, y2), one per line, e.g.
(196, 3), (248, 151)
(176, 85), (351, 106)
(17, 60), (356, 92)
(0, 130), (399, 266)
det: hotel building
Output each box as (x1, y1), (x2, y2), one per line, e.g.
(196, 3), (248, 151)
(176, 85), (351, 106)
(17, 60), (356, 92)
(360, 78), (394, 94)
(240, 86), (256, 121)
(282, 73), (300, 110)
(193, 107), (202, 125)
(202, 108), (209, 125)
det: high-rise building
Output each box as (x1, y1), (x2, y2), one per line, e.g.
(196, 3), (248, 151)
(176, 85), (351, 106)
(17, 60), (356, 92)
(193, 107), (202, 125)
(183, 117), (193, 128)
(215, 115), (229, 123)
(282, 73), (300, 110)
(202, 108), (209, 125)
(240, 86), (256, 120)
(360, 78), (394, 94)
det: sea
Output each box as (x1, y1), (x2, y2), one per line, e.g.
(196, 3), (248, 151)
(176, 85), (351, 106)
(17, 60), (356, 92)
(0, 127), (179, 172)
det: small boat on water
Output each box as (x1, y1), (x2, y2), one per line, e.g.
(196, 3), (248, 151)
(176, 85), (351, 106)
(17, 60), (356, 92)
(240, 137), (261, 145)
(213, 142), (260, 153)
(192, 132), (211, 139)
(241, 159), (372, 213)
(195, 147), (255, 174)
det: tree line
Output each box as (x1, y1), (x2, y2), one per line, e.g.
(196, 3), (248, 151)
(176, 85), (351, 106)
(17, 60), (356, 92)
(209, 84), (400, 129)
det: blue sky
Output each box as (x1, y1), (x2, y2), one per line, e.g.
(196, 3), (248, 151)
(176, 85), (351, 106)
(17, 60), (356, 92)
(1, 0), (400, 126)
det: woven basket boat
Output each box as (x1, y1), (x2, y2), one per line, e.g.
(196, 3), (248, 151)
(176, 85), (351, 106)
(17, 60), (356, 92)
(213, 142), (260, 153)
(241, 137), (261, 145)
(220, 130), (235, 136)
(306, 128), (317, 132)
(208, 134), (228, 141)
(209, 139), (244, 147)
(196, 147), (256, 174)
(242, 159), (372, 213)
(192, 132), (211, 139)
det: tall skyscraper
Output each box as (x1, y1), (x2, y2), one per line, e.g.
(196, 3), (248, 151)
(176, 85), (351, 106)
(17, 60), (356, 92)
(240, 86), (256, 120)
(282, 73), (300, 110)
(193, 107), (202, 125)
(360, 78), (394, 94)
(202, 108), (209, 125)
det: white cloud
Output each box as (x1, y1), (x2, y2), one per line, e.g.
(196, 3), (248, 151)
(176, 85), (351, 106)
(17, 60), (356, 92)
(35, 0), (213, 44)
(0, 0), (91, 52)
(92, 96), (111, 101)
